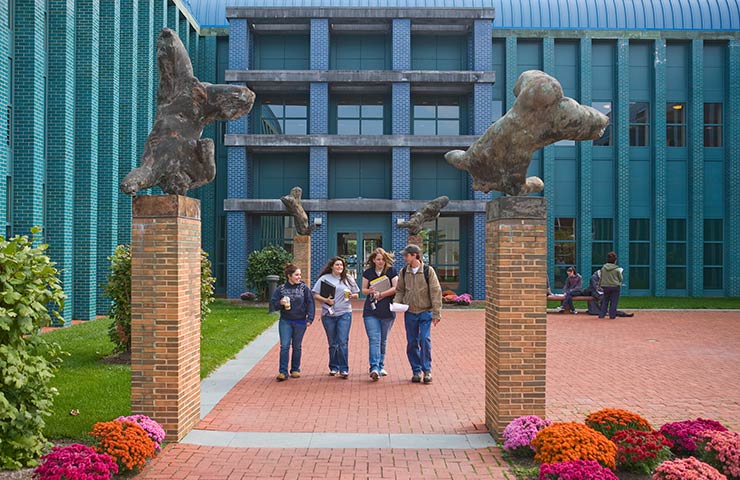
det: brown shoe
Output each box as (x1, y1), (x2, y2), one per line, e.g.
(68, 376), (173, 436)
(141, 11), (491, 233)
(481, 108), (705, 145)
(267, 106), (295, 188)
(423, 372), (433, 384)
(276, 373), (288, 381)
(290, 371), (301, 378)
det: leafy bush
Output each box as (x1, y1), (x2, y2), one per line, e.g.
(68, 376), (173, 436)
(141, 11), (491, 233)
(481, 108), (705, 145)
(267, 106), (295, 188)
(104, 245), (216, 352)
(34, 443), (118, 480)
(531, 422), (617, 469)
(652, 457), (728, 480)
(659, 419), (729, 455)
(246, 244), (293, 300)
(0, 228), (66, 469)
(502, 415), (552, 456)
(612, 429), (673, 474)
(116, 414), (166, 450)
(539, 460), (619, 479)
(585, 408), (653, 439)
(697, 430), (740, 479)
(90, 420), (157, 472)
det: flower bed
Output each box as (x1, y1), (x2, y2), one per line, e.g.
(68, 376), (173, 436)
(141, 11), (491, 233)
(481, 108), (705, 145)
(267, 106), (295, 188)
(539, 459), (619, 479)
(503, 415), (552, 456)
(531, 422), (617, 469)
(660, 419), (729, 455)
(34, 444), (118, 480)
(585, 408), (653, 439)
(652, 457), (728, 480)
(612, 429), (673, 474)
(696, 430), (740, 479)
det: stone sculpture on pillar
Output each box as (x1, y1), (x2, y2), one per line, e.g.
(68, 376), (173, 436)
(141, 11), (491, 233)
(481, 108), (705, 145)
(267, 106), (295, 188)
(397, 196), (450, 236)
(281, 186), (316, 286)
(120, 28), (255, 196)
(445, 70), (608, 196)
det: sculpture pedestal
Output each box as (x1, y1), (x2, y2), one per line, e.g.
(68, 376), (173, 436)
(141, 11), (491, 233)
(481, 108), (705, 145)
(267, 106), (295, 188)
(485, 197), (547, 438)
(130, 195), (201, 442)
(293, 235), (311, 287)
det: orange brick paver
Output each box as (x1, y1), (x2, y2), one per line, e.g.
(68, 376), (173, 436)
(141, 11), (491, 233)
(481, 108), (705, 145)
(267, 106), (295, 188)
(138, 308), (740, 479)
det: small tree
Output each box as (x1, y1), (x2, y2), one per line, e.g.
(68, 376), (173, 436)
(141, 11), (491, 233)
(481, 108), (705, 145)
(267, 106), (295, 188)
(246, 245), (293, 300)
(0, 228), (66, 469)
(104, 245), (216, 353)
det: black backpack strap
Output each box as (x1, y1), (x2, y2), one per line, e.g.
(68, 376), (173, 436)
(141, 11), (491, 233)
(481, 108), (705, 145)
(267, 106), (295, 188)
(423, 264), (429, 283)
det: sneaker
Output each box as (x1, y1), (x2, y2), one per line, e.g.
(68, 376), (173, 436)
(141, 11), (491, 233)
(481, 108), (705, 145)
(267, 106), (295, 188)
(555, 306), (565, 313)
(276, 373), (288, 381)
(411, 373), (422, 383)
(340, 371), (349, 379)
(369, 370), (379, 381)
(423, 372), (433, 384)
(570, 309), (577, 315)
(329, 370), (338, 376)
(380, 369), (388, 376)
(290, 371), (301, 378)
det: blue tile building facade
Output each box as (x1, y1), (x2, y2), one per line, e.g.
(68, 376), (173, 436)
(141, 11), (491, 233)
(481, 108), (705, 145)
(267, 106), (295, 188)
(1, 0), (739, 323)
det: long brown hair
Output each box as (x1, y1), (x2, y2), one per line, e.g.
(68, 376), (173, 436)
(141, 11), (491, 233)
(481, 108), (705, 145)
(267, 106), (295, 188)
(365, 247), (395, 274)
(319, 256), (352, 286)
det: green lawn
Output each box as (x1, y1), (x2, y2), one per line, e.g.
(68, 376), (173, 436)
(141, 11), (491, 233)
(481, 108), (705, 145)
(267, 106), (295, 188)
(547, 296), (740, 310)
(43, 300), (276, 441)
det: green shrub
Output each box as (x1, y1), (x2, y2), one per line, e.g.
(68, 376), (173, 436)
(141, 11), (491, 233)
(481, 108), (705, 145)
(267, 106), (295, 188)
(246, 245), (293, 300)
(104, 245), (216, 353)
(0, 228), (66, 469)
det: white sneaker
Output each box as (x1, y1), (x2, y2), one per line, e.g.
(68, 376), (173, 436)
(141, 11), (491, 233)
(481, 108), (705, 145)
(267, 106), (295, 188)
(555, 306), (565, 313)
(369, 370), (379, 381)
(380, 369), (388, 376)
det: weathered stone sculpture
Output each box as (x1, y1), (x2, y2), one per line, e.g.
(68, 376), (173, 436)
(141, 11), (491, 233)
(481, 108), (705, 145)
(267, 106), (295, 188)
(445, 70), (608, 196)
(281, 187), (317, 236)
(398, 196), (450, 235)
(121, 28), (255, 195)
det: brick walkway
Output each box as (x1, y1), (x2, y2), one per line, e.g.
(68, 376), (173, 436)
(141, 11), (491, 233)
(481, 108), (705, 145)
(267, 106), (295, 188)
(138, 308), (740, 479)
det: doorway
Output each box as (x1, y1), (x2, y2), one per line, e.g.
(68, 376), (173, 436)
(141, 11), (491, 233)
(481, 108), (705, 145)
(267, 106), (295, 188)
(329, 213), (391, 284)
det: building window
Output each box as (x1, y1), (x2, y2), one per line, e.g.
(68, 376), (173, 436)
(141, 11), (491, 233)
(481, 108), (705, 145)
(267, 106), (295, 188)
(259, 216), (296, 253)
(704, 103), (723, 147)
(666, 103), (686, 147)
(554, 218), (576, 289)
(591, 218), (614, 272)
(704, 219), (723, 290)
(592, 102), (612, 146)
(666, 219), (686, 290)
(259, 98), (308, 135)
(413, 98), (460, 135)
(421, 217), (460, 292)
(335, 98), (385, 135)
(629, 218), (651, 290)
(629, 102), (649, 146)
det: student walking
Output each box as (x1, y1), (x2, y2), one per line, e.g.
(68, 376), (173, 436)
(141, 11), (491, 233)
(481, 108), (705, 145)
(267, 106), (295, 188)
(361, 248), (398, 381)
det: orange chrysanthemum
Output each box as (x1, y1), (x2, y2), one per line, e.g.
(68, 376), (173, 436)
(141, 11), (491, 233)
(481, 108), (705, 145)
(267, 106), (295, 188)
(90, 420), (157, 472)
(531, 422), (618, 469)
(585, 408), (653, 439)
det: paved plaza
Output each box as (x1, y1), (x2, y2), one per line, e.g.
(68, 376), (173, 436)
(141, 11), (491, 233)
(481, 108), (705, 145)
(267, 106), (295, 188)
(138, 307), (740, 479)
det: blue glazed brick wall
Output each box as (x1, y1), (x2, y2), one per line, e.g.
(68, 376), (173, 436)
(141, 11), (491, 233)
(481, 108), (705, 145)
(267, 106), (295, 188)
(46, 0), (75, 324)
(118, 0), (138, 246)
(653, 39), (667, 295)
(473, 83), (493, 136)
(310, 82), (328, 134)
(311, 212), (328, 282)
(615, 38), (631, 293)
(472, 19), (492, 71)
(310, 147), (328, 198)
(728, 40), (740, 296)
(578, 38), (593, 277)
(391, 212), (407, 271)
(0, 0), (8, 232)
(97, 0), (120, 315)
(74, 0), (100, 320)
(226, 211), (246, 298)
(13, 0), (46, 236)
(136, 0), (153, 163)
(543, 38), (555, 286)
(199, 35), (217, 260)
(392, 147), (410, 200)
(392, 83), (410, 135)
(392, 18), (410, 70)
(310, 18), (328, 70)
(689, 39), (705, 295)
(471, 212), (486, 298)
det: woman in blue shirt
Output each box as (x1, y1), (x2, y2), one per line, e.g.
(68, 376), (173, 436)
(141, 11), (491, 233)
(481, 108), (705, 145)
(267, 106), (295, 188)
(361, 248), (398, 381)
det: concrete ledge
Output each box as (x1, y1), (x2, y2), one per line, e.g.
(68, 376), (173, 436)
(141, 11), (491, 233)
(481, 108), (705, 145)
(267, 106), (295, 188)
(225, 70), (495, 84)
(223, 198), (487, 213)
(224, 134), (479, 149)
(226, 7), (495, 21)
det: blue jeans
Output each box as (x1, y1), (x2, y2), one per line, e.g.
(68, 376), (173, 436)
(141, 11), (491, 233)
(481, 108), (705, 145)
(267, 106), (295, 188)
(600, 286), (621, 319)
(278, 319), (307, 375)
(321, 312), (352, 372)
(363, 315), (395, 373)
(404, 311), (433, 374)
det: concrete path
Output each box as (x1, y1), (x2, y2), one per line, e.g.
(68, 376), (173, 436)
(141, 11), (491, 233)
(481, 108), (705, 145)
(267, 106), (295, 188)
(137, 307), (740, 479)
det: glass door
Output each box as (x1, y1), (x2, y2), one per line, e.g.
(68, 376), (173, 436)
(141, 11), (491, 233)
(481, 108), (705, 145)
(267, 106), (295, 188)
(336, 231), (383, 281)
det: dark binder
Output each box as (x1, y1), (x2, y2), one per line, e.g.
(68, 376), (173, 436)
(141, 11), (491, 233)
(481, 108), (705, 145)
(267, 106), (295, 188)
(320, 279), (336, 299)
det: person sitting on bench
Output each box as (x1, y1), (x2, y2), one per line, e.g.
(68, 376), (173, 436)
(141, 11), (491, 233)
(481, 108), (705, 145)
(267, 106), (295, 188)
(556, 266), (583, 314)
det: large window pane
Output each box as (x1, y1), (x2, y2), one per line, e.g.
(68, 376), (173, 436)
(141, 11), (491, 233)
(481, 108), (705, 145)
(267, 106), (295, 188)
(412, 98), (463, 135)
(421, 217), (461, 291)
(335, 98), (386, 135)
(704, 103), (723, 147)
(337, 119), (360, 135)
(363, 119), (384, 135)
(554, 217), (576, 289)
(413, 120), (436, 135)
(413, 105), (435, 118)
(666, 267), (686, 290)
(437, 120), (460, 135)
(666, 103), (686, 147)
(704, 243), (723, 265)
(630, 267), (650, 290)
(629, 102), (649, 146)
(666, 243), (686, 265)
(592, 102), (612, 146)
(704, 219), (723, 241)
(704, 267), (723, 290)
(260, 98), (308, 134)
(338, 105), (360, 117)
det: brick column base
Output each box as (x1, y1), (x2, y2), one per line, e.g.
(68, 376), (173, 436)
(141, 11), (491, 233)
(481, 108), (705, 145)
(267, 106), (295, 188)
(293, 235), (311, 287)
(131, 195), (201, 442)
(485, 196), (547, 439)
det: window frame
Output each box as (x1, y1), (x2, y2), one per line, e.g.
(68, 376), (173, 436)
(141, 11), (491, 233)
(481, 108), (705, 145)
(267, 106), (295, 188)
(412, 97), (462, 136)
(554, 217), (577, 289)
(591, 101), (612, 146)
(703, 102), (723, 147)
(629, 101), (650, 147)
(258, 97), (309, 135)
(421, 216), (462, 292)
(666, 102), (686, 147)
(703, 219), (724, 290)
(629, 218), (652, 291)
(334, 96), (386, 135)
(666, 218), (687, 290)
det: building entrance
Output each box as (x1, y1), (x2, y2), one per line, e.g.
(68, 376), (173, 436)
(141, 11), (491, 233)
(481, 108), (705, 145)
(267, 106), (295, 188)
(329, 214), (391, 286)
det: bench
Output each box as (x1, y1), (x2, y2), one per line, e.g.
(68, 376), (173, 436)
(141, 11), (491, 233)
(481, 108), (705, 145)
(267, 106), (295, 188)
(547, 295), (597, 313)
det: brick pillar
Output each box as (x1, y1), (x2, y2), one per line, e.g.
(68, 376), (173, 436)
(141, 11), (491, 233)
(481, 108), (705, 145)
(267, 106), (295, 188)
(131, 195), (201, 442)
(407, 234), (424, 250)
(293, 235), (311, 287)
(485, 196), (547, 439)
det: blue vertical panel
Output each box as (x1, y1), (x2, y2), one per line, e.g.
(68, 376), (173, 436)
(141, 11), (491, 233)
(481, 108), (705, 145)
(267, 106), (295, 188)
(543, 38), (555, 284)
(136, 0), (153, 165)
(392, 18), (410, 70)
(578, 38), (593, 276)
(12, 0), (45, 237)
(226, 18), (249, 299)
(653, 39), (667, 296)
(199, 35), (217, 265)
(505, 37), (517, 110)
(74, 0), (99, 320)
(97, 0), (120, 314)
(178, 14), (189, 52)
(472, 19), (493, 187)
(471, 212), (486, 299)
(391, 212), (407, 272)
(117, 0), (137, 246)
(311, 211), (328, 285)
(46, 0), (75, 324)
(391, 147), (410, 200)
(167, 2), (177, 31)
(391, 82), (410, 135)
(729, 41), (740, 296)
(152, 0), (166, 125)
(310, 82), (328, 134)
(310, 147), (328, 199)
(616, 38), (631, 293)
(689, 39), (704, 296)
(472, 19), (492, 71)
(310, 18), (328, 70)
(0, 0), (7, 236)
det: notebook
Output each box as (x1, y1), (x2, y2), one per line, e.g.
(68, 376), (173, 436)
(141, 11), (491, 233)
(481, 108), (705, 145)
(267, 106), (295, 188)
(320, 279), (336, 299)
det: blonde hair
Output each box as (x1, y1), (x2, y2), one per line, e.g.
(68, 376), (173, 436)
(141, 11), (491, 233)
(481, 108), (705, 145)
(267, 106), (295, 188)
(365, 247), (395, 274)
